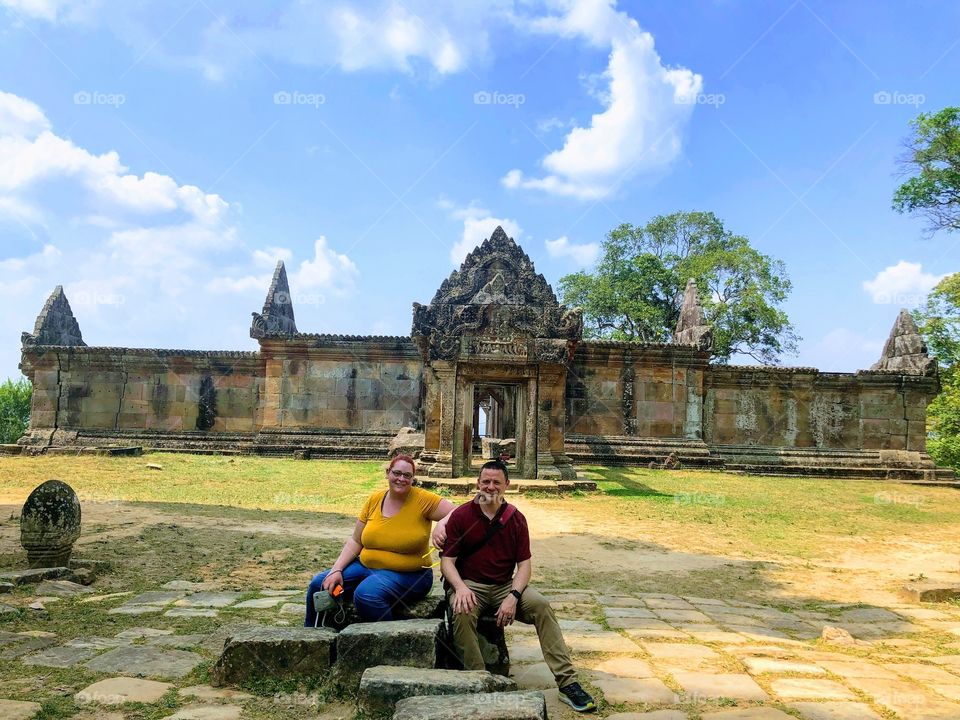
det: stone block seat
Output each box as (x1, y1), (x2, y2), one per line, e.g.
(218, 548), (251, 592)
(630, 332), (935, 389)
(392, 690), (547, 720)
(333, 619), (445, 692)
(358, 665), (517, 718)
(211, 626), (336, 686)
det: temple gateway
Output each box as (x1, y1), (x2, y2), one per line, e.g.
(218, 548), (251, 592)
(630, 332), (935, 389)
(17, 228), (954, 483)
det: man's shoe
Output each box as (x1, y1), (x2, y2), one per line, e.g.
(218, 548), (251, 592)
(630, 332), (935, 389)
(559, 682), (596, 712)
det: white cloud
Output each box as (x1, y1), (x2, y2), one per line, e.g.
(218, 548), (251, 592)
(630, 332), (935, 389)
(862, 261), (945, 306)
(0, 0), (90, 22)
(544, 235), (598, 267)
(252, 246), (293, 267)
(0, 91), (50, 137)
(504, 0), (701, 200)
(292, 236), (359, 295)
(450, 215), (522, 266)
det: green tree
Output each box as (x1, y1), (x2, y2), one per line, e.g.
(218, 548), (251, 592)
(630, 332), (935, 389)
(893, 107), (960, 235)
(559, 211), (798, 364)
(0, 377), (31, 444)
(913, 273), (960, 469)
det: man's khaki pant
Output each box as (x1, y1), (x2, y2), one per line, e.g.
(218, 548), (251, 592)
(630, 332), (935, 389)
(447, 579), (577, 688)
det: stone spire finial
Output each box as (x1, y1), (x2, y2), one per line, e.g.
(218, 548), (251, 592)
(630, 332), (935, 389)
(250, 261), (298, 339)
(673, 278), (712, 350)
(21, 286), (86, 347)
(870, 309), (936, 375)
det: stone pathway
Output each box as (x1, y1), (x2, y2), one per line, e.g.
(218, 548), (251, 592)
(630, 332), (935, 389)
(0, 583), (959, 718)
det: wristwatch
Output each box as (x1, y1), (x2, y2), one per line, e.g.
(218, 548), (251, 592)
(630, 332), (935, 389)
(510, 589), (523, 601)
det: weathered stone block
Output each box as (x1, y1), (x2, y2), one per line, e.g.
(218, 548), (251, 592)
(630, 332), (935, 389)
(333, 619), (444, 691)
(211, 626), (336, 687)
(391, 690), (546, 720)
(359, 666), (517, 718)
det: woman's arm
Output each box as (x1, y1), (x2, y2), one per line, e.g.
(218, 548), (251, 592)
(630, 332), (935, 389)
(321, 519), (365, 592)
(429, 498), (455, 547)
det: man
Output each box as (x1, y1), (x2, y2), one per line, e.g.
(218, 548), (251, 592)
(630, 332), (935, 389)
(441, 460), (596, 713)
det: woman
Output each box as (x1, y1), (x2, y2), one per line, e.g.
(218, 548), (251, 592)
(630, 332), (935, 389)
(305, 455), (454, 626)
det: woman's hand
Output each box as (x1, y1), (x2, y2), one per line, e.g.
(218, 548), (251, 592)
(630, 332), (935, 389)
(431, 519), (448, 548)
(321, 569), (343, 592)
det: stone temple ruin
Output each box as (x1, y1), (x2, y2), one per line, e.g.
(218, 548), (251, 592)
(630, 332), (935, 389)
(16, 227), (954, 483)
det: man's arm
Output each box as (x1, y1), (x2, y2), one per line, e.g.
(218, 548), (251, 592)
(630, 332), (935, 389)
(494, 558), (531, 626)
(440, 555), (477, 614)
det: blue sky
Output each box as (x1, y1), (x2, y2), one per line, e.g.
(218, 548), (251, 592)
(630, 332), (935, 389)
(1, 0), (958, 381)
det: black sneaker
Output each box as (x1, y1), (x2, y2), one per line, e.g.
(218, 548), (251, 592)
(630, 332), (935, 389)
(559, 682), (596, 712)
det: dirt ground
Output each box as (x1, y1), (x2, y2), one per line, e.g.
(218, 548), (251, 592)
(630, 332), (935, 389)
(2, 494), (956, 609)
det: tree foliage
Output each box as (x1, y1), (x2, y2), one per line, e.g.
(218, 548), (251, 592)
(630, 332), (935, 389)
(913, 273), (960, 469)
(893, 107), (960, 235)
(559, 211), (798, 364)
(0, 377), (31, 444)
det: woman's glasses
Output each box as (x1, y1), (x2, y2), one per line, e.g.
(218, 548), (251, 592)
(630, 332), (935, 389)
(389, 469), (414, 480)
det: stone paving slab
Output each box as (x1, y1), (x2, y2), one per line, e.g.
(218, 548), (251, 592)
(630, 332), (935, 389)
(641, 642), (721, 669)
(173, 592), (243, 608)
(599, 595), (647, 607)
(700, 709), (793, 719)
(594, 676), (676, 704)
(79, 592), (133, 604)
(35, 579), (95, 596)
(741, 657), (826, 675)
(509, 642), (545, 663)
(164, 608), (218, 618)
(885, 662), (960, 683)
(671, 671), (769, 702)
(563, 631), (639, 653)
(844, 676), (960, 719)
(75, 677), (173, 704)
(0, 637), (57, 659)
(147, 634), (208, 649)
(21, 645), (101, 668)
(86, 646), (205, 679)
(788, 701), (883, 720)
(165, 706), (243, 719)
(589, 657), (656, 678)
(815, 660), (900, 679)
(510, 661), (556, 689)
(392, 689), (546, 719)
(770, 678), (856, 700)
(232, 596), (288, 609)
(179, 684), (254, 701)
(66, 636), (131, 650)
(606, 712), (688, 720)
(604, 606), (657, 618)
(115, 627), (173, 639)
(625, 627), (691, 640)
(654, 609), (714, 623)
(108, 605), (164, 616)
(687, 629), (750, 644)
(126, 591), (186, 606)
(0, 699), (42, 719)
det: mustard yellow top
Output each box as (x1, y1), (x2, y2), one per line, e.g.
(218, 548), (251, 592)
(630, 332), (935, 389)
(358, 487), (442, 572)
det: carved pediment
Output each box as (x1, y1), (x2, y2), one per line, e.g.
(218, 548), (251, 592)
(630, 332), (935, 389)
(412, 226), (582, 363)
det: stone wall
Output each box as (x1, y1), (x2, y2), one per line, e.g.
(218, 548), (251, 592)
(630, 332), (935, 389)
(703, 366), (935, 452)
(19, 336), (423, 445)
(21, 347), (263, 435)
(565, 342), (708, 439)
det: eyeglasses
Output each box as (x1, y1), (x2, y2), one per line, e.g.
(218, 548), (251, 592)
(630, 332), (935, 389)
(390, 470), (414, 480)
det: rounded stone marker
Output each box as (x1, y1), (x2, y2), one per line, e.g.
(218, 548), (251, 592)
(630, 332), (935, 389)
(20, 480), (81, 569)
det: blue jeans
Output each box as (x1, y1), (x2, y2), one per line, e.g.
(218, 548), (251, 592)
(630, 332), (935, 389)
(305, 559), (433, 626)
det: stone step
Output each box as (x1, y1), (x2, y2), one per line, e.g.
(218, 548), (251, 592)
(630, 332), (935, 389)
(392, 690), (547, 720)
(333, 619), (445, 692)
(211, 626), (336, 686)
(359, 666), (517, 718)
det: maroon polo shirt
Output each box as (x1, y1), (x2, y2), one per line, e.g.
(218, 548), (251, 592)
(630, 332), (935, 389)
(443, 500), (531, 585)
